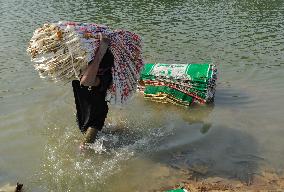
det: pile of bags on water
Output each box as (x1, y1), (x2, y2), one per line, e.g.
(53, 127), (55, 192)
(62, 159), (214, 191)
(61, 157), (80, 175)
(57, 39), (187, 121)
(139, 63), (217, 106)
(27, 21), (144, 105)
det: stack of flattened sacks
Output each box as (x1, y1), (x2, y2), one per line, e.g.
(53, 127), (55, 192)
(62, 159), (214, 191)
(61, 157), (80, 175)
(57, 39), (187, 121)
(139, 63), (217, 106)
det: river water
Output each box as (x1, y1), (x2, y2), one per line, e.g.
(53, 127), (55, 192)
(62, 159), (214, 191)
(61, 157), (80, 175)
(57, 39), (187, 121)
(1, 0), (284, 191)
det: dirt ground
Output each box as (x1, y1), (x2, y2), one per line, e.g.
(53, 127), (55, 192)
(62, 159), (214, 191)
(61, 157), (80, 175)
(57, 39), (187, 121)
(156, 170), (284, 192)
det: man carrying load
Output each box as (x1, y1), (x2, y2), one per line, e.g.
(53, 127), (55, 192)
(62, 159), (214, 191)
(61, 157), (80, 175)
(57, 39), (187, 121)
(27, 21), (144, 149)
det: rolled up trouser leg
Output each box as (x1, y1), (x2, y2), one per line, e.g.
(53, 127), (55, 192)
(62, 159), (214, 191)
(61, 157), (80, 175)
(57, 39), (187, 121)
(82, 127), (99, 144)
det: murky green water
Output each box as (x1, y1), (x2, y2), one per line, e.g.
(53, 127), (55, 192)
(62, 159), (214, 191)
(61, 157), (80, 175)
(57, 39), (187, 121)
(1, 0), (284, 191)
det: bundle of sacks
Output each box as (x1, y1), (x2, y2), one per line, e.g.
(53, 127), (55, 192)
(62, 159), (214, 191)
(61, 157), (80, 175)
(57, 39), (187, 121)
(27, 21), (144, 104)
(139, 63), (217, 106)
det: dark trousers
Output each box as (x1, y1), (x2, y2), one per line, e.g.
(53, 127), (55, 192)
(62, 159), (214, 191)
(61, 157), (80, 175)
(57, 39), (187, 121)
(72, 79), (110, 133)
(72, 48), (114, 133)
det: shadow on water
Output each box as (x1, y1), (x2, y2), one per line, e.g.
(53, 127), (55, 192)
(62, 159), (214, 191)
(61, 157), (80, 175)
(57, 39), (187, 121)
(214, 86), (254, 108)
(152, 125), (264, 185)
(138, 87), (265, 188)
(96, 91), (265, 191)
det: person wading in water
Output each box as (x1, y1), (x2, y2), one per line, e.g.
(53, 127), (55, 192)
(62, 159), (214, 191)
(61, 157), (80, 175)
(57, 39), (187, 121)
(72, 35), (113, 149)
(27, 22), (144, 151)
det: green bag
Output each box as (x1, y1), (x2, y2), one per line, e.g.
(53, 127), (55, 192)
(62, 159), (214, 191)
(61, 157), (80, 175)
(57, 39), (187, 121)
(165, 189), (188, 192)
(139, 63), (217, 106)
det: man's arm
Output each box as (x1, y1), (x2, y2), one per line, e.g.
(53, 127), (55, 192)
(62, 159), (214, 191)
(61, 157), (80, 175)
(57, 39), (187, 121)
(80, 35), (110, 86)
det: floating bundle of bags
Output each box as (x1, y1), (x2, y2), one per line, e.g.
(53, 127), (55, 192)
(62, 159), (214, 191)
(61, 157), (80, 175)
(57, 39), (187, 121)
(27, 21), (144, 105)
(139, 63), (217, 106)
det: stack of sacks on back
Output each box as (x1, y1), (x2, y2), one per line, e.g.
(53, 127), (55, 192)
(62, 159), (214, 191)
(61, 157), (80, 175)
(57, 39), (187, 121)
(139, 63), (217, 106)
(27, 21), (144, 105)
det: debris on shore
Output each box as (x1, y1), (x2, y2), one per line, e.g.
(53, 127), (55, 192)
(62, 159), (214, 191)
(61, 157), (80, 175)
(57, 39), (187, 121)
(0, 182), (23, 192)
